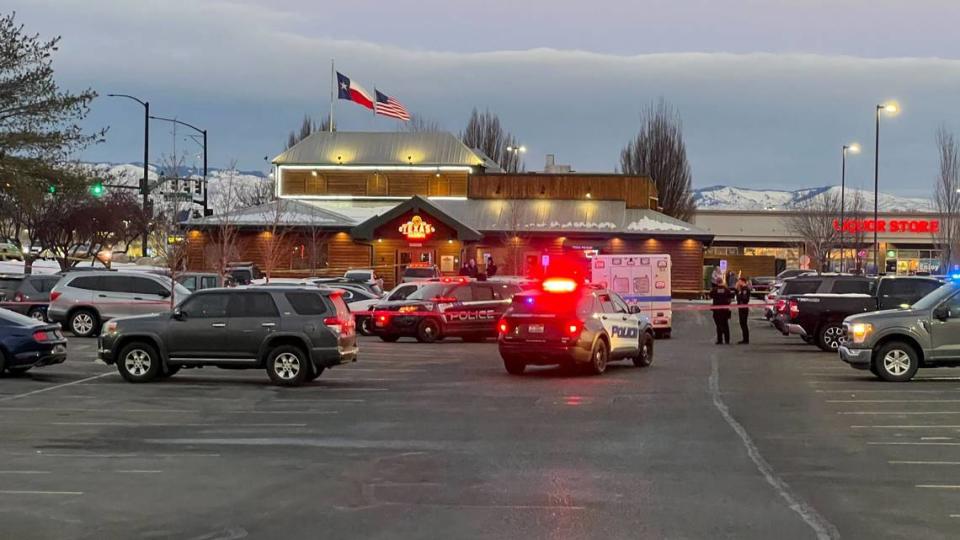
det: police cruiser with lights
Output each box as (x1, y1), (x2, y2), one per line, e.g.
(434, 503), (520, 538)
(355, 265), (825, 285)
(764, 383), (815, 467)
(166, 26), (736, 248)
(497, 277), (655, 375)
(370, 277), (523, 342)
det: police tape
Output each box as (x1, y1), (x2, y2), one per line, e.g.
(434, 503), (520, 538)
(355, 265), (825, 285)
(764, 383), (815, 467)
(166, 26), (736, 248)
(350, 303), (777, 318)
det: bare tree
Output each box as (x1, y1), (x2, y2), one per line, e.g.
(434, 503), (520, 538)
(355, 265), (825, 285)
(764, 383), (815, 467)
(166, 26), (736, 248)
(236, 177), (276, 207)
(205, 160), (242, 274)
(845, 190), (868, 274)
(284, 114), (332, 149)
(260, 199), (290, 283)
(460, 108), (523, 172)
(405, 113), (442, 133)
(498, 201), (529, 275)
(151, 152), (191, 306)
(619, 99), (696, 221)
(934, 127), (960, 273)
(782, 190), (841, 272)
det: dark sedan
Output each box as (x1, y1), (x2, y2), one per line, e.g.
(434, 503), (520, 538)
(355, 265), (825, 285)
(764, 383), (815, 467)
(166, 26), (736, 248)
(0, 307), (67, 375)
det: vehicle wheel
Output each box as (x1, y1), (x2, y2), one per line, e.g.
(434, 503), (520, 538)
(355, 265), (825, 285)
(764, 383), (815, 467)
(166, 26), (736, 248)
(68, 309), (99, 337)
(503, 357), (526, 375)
(816, 324), (846, 352)
(266, 345), (309, 386)
(587, 339), (609, 375)
(307, 366), (325, 381)
(358, 318), (373, 336)
(27, 306), (47, 322)
(160, 364), (181, 378)
(117, 342), (162, 383)
(416, 318), (442, 343)
(379, 334), (400, 343)
(873, 341), (920, 382)
(634, 332), (655, 367)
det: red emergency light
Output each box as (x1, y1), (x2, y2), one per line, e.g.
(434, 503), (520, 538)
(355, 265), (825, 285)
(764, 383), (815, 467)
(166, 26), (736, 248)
(542, 277), (578, 293)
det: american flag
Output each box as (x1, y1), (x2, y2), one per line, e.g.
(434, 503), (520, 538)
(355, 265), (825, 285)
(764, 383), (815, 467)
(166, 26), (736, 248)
(374, 89), (411, 121)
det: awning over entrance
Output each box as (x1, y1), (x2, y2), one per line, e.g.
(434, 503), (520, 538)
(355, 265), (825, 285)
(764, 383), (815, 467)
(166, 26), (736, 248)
(349, 195), (483, 241)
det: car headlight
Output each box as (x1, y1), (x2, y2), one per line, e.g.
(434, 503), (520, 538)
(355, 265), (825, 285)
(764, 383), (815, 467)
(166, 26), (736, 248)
(103, 321), (118, 335)
(850, 323), (872, 344)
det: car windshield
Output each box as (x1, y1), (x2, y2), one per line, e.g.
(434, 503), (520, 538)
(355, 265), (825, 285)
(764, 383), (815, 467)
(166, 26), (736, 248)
(406, 283), (453, 300)
(404, 267), (437, 278)
(911, 282), (959, 310)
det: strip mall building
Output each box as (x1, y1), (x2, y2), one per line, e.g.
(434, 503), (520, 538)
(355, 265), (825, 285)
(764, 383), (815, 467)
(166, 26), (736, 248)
(186, 132), (714, 294)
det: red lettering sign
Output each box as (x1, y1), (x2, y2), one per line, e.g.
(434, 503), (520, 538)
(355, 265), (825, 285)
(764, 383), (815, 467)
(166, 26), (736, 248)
(832, 219), (940, 234)
(399, 215), (436, 241)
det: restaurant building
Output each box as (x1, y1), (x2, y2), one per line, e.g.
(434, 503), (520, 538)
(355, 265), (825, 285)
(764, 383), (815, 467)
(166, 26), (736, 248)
(186, 132), (714, 294)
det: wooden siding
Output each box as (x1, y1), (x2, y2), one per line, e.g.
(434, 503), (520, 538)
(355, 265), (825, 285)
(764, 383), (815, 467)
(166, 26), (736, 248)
(279, 170), (468, 198)
(468, 173), (658, 209)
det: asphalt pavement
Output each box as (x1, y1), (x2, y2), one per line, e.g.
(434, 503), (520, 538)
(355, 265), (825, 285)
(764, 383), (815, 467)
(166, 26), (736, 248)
(3, 310), (960, 539)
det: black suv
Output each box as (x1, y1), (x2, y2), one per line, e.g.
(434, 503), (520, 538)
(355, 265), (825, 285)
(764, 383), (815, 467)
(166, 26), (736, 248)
(0, 274), (60, 321)
(98, 287), (358, 386)
(371, 277), (522, 342)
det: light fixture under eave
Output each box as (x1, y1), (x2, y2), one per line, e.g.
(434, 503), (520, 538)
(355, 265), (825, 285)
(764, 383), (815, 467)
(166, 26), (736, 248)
(586, 187), (592, 199)
(311, 170), (318, 177)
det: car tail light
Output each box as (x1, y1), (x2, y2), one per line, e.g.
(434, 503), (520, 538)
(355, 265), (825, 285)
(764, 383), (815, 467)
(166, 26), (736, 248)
(50, 291), (62, 302)
(497, 318), (509, 334)
(324, 316), (354, 335)
(775, 299), (786, 313)
(13, 292), (24, 302)
(32, 330), (55, 342)
(375, 313), (389, 327)
(789, 300), (799, 319)
(566, 321), (582, 336)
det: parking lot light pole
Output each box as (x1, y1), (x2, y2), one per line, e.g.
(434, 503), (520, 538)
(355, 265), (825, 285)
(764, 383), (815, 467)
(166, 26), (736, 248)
(873, 102), (899, 273)
(149, 115), (208, 216)
(840, 143), (861, 273)
(106, 94), (150, 255)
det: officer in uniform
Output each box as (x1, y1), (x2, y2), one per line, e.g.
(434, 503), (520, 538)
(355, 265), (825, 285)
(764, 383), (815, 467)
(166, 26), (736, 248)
(735, 276), (752, 344)
(709, 278), (733, 345)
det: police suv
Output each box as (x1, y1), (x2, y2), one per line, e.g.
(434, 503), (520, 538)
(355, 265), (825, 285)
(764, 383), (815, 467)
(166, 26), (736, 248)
(371, 277), (523, 342)
(497, 277), (655, 375)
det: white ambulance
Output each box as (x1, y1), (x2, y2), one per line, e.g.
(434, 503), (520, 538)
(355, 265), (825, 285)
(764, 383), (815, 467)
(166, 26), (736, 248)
(590, 254), (672, 338)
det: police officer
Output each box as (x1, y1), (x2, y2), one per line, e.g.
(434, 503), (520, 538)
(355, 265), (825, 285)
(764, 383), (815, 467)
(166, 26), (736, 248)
(735, 276), (752, 344)
(486, 257), (498, 277)
(709, 278), (733, 345)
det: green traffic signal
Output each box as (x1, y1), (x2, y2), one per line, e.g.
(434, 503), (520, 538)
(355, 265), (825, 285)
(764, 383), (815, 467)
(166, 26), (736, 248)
(48, 184), (56, 194)
(91, 182), (104, 197)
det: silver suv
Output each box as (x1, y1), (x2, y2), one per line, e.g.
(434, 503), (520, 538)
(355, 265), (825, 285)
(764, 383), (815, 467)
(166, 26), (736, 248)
(48, 271), (191, 337)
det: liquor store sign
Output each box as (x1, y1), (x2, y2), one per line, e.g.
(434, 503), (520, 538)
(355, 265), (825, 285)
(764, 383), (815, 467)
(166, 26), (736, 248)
(832, 218), (939, 234)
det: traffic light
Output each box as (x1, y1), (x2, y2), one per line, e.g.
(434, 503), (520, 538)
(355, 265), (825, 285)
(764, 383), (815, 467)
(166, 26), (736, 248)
(91, 181), (104, 198)
(48, 184), (56, 194)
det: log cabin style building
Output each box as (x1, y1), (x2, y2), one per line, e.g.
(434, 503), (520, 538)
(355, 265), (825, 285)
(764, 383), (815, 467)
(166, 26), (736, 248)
(186, 132), (713, 294)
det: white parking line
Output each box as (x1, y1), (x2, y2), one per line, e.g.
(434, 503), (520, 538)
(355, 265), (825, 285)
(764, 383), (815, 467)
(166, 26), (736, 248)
(868, 442), (960, 446)
(917, 485), (960, 489)
(839, 411), (960, 415)
(48, 422), (309, 427)
(852, 425), (960, 429)
(115, 470), (162, 474)
(816, 389), (960, 393)
(0, 372), (113, 402)
(27, 452), (221, 458)
(0, 490), (82, 496)
(0, 471), (51, 474)
(828, 400), (960, 403)
(922, 437), (953, 441)
(890, 461), (960, 465)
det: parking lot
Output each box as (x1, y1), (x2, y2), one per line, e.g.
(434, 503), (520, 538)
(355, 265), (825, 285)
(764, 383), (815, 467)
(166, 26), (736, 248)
(3, 309), (960, 539)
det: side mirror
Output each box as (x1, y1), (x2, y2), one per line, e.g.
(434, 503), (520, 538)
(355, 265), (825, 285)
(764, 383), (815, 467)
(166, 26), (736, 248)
(157, 289), (171, 298)
(172, 308), (186, 320)
(934, 305), (950, 321)
(628, 304), (641, 314)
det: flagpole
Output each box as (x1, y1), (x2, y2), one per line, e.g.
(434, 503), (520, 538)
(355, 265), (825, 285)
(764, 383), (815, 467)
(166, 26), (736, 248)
(329, 59), (335, 132)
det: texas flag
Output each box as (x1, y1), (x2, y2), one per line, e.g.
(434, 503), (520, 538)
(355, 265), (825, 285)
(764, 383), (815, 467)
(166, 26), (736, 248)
(336, 71), (374, 110)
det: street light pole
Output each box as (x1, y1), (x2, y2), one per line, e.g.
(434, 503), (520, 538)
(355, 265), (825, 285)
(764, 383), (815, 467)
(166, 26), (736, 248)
(505, 144), (527, 173)
(150, 115), (208, 216)
(840, 143), (860, 273)
(107, 94), (150, 255)
(873, 102), (899, 274)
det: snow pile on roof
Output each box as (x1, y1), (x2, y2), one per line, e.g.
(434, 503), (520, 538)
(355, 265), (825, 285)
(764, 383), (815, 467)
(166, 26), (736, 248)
(626, 217), (689, 232)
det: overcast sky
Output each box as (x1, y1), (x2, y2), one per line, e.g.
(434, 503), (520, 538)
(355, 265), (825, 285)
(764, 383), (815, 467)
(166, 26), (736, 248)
(12, 0), (960, 196)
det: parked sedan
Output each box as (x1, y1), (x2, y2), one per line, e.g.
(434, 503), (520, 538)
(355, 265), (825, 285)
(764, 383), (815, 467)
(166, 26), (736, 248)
(0, 274), (61, 321)
(0, 307), (67, 375)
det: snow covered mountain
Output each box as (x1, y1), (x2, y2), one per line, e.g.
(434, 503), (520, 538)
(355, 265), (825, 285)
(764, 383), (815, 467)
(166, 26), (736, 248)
(693, 185), (932, 212)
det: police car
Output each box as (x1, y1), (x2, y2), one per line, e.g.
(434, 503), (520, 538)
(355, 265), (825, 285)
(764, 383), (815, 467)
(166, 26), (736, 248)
(497, 277), (655, 375)
(371, 277), (523, 342)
